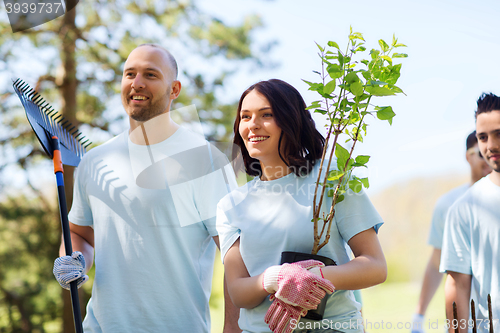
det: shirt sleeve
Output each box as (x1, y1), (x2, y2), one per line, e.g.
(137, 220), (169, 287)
(334, 188), (384, 243)
(439, 201), (472, 274)
(216, 202), (241, 263)
(68, 160), (94, 227)
(427, 200), (447, 249)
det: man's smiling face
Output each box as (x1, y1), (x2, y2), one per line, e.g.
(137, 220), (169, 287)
(121, 45), (176, 122)
(476, 110), (500, 173)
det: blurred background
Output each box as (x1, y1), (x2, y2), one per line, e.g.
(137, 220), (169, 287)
(1, 0), (499, 332)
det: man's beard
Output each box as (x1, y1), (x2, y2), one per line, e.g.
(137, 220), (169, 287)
(129, 89), (170, 122)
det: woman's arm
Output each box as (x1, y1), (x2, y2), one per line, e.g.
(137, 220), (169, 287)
(224, 238), (270, 309)
(321, 227), (387, 290)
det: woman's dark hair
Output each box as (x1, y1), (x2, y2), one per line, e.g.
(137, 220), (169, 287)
(233, 79), (325, 177)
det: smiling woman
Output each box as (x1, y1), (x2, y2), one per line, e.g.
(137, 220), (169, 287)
(234, 79), (325, 181)
(217, 79), (386, 333)
(238, 90), (286, 180)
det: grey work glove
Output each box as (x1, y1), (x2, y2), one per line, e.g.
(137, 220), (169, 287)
(53, 251), (89, 290)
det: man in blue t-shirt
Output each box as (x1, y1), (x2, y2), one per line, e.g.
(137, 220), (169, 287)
(52, 44), (240, 333)
(411, 131), (490, 333)
(440, 93), (500, 333)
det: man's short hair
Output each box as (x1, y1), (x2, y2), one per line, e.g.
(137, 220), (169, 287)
(466, 131), (478, 151)
(476, 92), (500, 118)
(138, 43), (178, 79)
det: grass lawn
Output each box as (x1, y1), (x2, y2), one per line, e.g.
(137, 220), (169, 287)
(362, 281), (447, 333)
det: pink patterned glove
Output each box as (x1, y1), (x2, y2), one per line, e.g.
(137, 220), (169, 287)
(262, 259), (335, 310)
(265, 295), (307, 333)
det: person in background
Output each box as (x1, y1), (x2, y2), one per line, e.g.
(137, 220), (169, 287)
(411, 131), (491, 332)
(440, 92), (500, 333)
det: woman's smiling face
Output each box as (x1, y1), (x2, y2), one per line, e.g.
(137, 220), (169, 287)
(239, 89), (283, 164)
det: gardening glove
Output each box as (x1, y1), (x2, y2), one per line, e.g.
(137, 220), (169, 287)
(262, 259), (335, 310)
(53, 251), (88, 290)
(265, 295), (307, 333)
(411, 313), (425, 333)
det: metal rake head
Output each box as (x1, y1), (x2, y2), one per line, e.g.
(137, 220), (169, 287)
(13, 78), (91, 167)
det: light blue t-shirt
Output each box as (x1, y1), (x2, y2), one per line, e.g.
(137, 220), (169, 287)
(68, 127), (236, 333)
(216, 162), (384, 333)
(440, 175), (500, 333)
(427, 183), (470, 249)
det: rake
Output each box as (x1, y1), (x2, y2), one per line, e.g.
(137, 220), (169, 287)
(13, 78), (91, 333)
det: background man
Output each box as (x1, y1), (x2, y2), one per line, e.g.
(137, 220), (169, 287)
(440, 92), (500, 333)
(411, 131), (491, 332)
(53, 44), (240, 332)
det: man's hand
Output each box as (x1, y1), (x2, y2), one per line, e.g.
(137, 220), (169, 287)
(53, 251), (89, 290)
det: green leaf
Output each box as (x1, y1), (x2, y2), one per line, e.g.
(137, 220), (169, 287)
(360, 177), (370, 188)
(327, 64), (342, 79)
(350, 127), (363, 142)
(365, 86), (396, 96)
(350, 81), (364, 96)
(350, 32), (365, 41)
(335, 143), (350, 171)
(376, 106), (396, 125)
(361, 69), (371, 80)
(393, 53), (408, 58)
(335, 194), (345, 204)
(355, 46), (366, 53)
(370, 50), (380, 61)
(381, 55), (392, 64)
(348, 179), (363, 193)
(302, 79), (316, 87)
(315, 42), (324, 52)
(304, 81), (324, 93)
(378, 39), (389, 52)
(384, 63), (402, 85)
(305, 100), (321, 110)
(394, 43), (407, 48)
(314, 109), (327, 115)
(345, 72), (359, 84)
(361, 59), (369, 66)
(355, 155), (370, 165)
(390, 85), (405, 94)
(327, 170), (344, 181)
(328, 41), (340, 49)
(323, 80), (336, 95)
(348, 110), (361, 123)
(338, 52), (344, 67)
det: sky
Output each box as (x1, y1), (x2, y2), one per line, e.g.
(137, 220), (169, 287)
(198, 0), (500, 194)
(2, 0), (500, 195)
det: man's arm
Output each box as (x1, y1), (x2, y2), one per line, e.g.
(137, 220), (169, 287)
(213, 236), (242, 333)
(444, 271), (472, 333)
(59, 222), (95, 273)
(415, 248), (443, 315)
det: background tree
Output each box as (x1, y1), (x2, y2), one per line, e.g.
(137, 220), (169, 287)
(0, 0), (274, 331)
